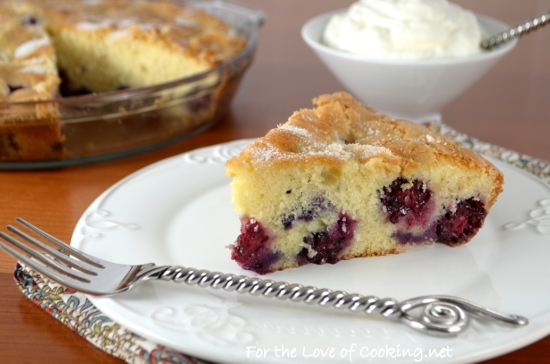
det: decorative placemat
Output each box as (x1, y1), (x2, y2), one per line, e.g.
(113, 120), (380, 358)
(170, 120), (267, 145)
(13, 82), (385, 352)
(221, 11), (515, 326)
(11, 123), (550, 363)
(434, 123), (550, 184)
(14, 262), (213, 364)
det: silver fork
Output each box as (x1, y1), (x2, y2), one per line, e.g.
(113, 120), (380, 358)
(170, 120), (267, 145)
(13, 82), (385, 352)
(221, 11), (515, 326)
(0, 218), (528, 337)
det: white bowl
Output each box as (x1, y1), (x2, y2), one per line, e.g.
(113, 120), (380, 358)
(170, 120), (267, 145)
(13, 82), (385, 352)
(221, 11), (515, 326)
(302, 10), (517, 122)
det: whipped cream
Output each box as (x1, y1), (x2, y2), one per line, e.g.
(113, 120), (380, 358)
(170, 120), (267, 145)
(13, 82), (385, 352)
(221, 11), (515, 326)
(322, 0), (484, 60)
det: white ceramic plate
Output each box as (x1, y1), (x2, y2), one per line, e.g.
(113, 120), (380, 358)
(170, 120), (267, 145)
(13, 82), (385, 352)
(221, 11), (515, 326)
(72, 140), (550, 363)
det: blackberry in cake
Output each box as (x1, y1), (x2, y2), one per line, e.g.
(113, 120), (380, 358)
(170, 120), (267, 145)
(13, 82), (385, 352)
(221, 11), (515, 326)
(0, 0), (247, 161)
(226, 92), (503, 274)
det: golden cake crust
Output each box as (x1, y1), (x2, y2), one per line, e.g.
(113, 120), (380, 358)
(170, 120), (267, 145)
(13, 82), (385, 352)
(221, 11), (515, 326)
(227, 92), (503, 207)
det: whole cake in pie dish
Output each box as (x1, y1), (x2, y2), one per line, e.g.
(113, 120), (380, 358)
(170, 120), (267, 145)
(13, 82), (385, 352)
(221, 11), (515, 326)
(226, 92), (503, 274)
(0, 0), (257, 165)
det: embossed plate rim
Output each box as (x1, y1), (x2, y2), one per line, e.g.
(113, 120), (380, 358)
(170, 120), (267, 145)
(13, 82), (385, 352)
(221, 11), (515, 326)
(71, 137), (550, 364)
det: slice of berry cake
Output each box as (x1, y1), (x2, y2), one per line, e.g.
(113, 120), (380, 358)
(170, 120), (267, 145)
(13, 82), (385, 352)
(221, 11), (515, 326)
(226, 92), (503, 274)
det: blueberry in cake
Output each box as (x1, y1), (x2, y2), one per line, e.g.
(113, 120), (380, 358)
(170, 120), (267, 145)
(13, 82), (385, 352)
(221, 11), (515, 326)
(0, 0), (247, 161)
(226, 92), (503, 274)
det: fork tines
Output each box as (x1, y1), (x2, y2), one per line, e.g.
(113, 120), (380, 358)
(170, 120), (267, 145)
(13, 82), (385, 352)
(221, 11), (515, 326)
(0, 218), (102, 283)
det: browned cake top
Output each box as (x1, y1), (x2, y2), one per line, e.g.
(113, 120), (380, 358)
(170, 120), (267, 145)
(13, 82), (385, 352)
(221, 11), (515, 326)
(0, 3), (59, 102)
(39, 0), (247, 65)
(227, 92), (500, 176)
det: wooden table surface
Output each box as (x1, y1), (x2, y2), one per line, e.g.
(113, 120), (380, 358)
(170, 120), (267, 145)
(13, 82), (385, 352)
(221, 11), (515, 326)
(1, 1), (549, 362)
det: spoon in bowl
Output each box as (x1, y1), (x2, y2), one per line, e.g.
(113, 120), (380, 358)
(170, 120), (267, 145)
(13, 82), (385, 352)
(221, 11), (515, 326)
(481, 10), (549, 50)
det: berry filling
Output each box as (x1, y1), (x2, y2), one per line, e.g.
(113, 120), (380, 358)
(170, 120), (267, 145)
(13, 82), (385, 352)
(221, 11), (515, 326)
(21, 15), (39, 26)
(188, 94), (213, 113)
(436, 198), (486, 246)
(57, 69), (129, 98)
(231, 217), (280, 274)
(380, 178), (433, 226)
(393, 225), (438, 245)
(185, 86), (214, 113)
(296, 213), (356, 265)
(8, 84), (23, 93)
(281, 195), (334, 230)
(380, 178), (487, 246)
(59, 69), (93, 97)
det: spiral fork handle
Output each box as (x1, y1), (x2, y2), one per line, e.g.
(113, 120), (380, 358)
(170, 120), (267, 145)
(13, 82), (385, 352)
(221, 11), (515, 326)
(481, 10), (550, 50)
(147, 265), (529, 337)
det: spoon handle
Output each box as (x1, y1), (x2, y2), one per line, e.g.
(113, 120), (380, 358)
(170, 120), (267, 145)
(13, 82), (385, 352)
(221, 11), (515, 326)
(481, 10), (550, 49)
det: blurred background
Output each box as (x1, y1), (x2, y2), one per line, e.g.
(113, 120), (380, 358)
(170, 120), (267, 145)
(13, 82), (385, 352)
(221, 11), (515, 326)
(231, 0), (550, 161)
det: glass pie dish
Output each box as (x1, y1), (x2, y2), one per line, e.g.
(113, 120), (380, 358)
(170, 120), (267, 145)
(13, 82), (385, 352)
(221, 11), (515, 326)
(0, 0), (264, 169)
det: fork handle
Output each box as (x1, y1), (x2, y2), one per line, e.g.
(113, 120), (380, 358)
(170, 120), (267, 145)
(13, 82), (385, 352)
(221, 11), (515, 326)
(145, 265), (528, 337)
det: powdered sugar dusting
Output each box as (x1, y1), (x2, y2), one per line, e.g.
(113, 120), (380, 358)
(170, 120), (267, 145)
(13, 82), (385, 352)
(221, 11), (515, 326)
(108, 29), (131, 40)
(249, 113), (395, 163)
(251, 138), (392, 163)
(77, 18), (154, 31)
(325, 142), (347, 158)
(77, 20), (112, 31)
(14, 37), (50, 59)
(345, 143), (393, 159)
(279, 125), (311, 138)
(175, 16), (197, 27)
(367, 128), (381, 136)
(19, 65), (47, 74)
(250, 144), (285, 162)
